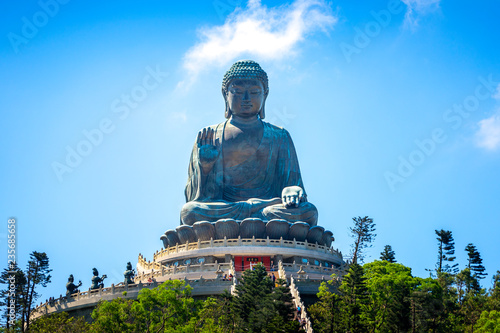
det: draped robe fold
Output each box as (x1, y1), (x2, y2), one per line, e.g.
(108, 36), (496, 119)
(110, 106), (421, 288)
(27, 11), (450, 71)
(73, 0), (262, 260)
(181, 120), (317, 225)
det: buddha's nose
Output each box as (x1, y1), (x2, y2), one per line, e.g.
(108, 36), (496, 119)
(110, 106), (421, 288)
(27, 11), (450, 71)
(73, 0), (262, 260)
(243, 91), (250, 100)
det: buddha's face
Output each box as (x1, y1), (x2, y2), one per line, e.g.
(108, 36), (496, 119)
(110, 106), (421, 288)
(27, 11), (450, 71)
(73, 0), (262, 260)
(226, 79), (266, 119)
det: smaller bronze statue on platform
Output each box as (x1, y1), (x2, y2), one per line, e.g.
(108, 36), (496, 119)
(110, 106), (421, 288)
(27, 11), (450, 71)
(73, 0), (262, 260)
(91, 268), (107, 290)
(65, 274), (82, 296)
(124, 262), (135, 284)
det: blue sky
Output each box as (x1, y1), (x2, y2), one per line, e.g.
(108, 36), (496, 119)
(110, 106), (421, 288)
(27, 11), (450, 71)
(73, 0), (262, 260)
(1, 0), (500, 301)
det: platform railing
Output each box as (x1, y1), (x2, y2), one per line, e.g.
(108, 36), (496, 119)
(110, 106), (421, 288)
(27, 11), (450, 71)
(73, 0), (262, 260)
(135, 262), (233, 282)
(32, 277), (233, 320)
(148, 236), (343, 264)
(278, 260), (287, 280)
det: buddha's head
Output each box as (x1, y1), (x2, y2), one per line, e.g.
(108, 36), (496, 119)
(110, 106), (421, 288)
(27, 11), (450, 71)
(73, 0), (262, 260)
(222, 60), (269, 119)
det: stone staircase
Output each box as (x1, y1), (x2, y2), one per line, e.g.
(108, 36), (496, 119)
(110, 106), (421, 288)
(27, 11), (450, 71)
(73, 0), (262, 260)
(279, 261), (314, 333)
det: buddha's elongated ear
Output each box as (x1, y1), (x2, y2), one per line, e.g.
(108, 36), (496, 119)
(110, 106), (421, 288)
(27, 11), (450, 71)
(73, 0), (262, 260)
(225, 100), (232, 119)
(259, 92), (268, 119)
(223, 88), (231, 119)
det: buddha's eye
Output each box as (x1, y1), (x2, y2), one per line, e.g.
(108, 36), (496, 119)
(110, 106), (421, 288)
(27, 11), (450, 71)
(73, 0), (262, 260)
(251, 90), (262, 95)
(230, 89), (243, 94)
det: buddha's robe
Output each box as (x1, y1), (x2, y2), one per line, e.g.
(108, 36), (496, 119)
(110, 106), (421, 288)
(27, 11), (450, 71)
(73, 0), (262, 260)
(181, 120), (317, 226)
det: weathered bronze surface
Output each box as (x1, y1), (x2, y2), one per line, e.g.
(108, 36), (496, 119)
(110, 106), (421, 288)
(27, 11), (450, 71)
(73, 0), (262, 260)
(90, 268), (107, 290)
(181, 60), (318, 226)
(124, 262), (135, 284)
(65, 274), (82, 296)
(159, 60), (336, 247)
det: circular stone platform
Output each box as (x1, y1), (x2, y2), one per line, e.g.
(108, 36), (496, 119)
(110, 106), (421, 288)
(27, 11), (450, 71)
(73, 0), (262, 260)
(136, 235), (344, 284)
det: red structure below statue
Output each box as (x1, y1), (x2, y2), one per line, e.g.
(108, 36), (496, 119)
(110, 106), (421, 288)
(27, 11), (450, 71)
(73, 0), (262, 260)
(234, 256), (271, 271)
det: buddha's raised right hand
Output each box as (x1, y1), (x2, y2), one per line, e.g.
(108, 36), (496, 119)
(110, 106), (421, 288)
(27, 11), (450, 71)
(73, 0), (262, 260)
(197, 127), (220, 173)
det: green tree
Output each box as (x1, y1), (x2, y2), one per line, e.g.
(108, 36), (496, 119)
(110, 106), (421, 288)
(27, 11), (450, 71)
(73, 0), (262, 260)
(23, 252), (52, 332)
(457, 268), (481, 298)
(379, 245), (396, 263)
(309, 276), (345, 333)
(187, 295), (233, 332)
(350, 216), (376, 264)
(91, 279), (198, 333)
(409, 277), (445, 332)
(0, 262), (26, 331)
(135, 280), (197, 332)
(476, 310), (500, 333)
(340, 263), (369, 332)
(90, 298), (136, 332)
(465, 243), (487, 280)
(435, 229), (458, 274)
(487, 271), (500, 311)
(363, 261), (415, 332)
(232, 264), (300, 332)
(456, 268), (487, 333)
(459, 293), (487, 333)
(272, 278), (297, 323)
(29, 311), (90, 333)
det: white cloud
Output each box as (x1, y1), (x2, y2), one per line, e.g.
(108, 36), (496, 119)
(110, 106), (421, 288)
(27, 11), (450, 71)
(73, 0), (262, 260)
(401, 0), (440, 28)
(179, 0), (337, 89)
(476, 110), (500, 151)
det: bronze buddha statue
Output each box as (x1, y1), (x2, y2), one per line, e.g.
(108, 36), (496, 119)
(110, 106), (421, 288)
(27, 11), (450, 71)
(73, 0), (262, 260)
(180, 60), (318, 227)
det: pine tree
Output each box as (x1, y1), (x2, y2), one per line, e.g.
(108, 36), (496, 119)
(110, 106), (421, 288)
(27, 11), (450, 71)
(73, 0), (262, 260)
(457, 268), (481, 297)
(488, 270), (500, 310)
(23, 251), (52, 332)
(0, 262), (26, 330)
(340, 263), (369, 332)
(465, 243), (487, 280)
(309, 276), (345, 333)
(409, 277), (445, 332)
(380, 245), (396, 263)
(350, 216), (376, 264)
(232, 264), (299, 332)
(435, 229), (458, 274)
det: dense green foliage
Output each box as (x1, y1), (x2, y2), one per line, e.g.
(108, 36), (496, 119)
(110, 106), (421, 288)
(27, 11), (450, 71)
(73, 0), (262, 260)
(22, 265), (301, 333)
(27, 312), (89, 332)
(2, 228), (499, 332)
(309, 228), (499, 332)
(0, 252), (52, 332)
(309, 260), (500, 333)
